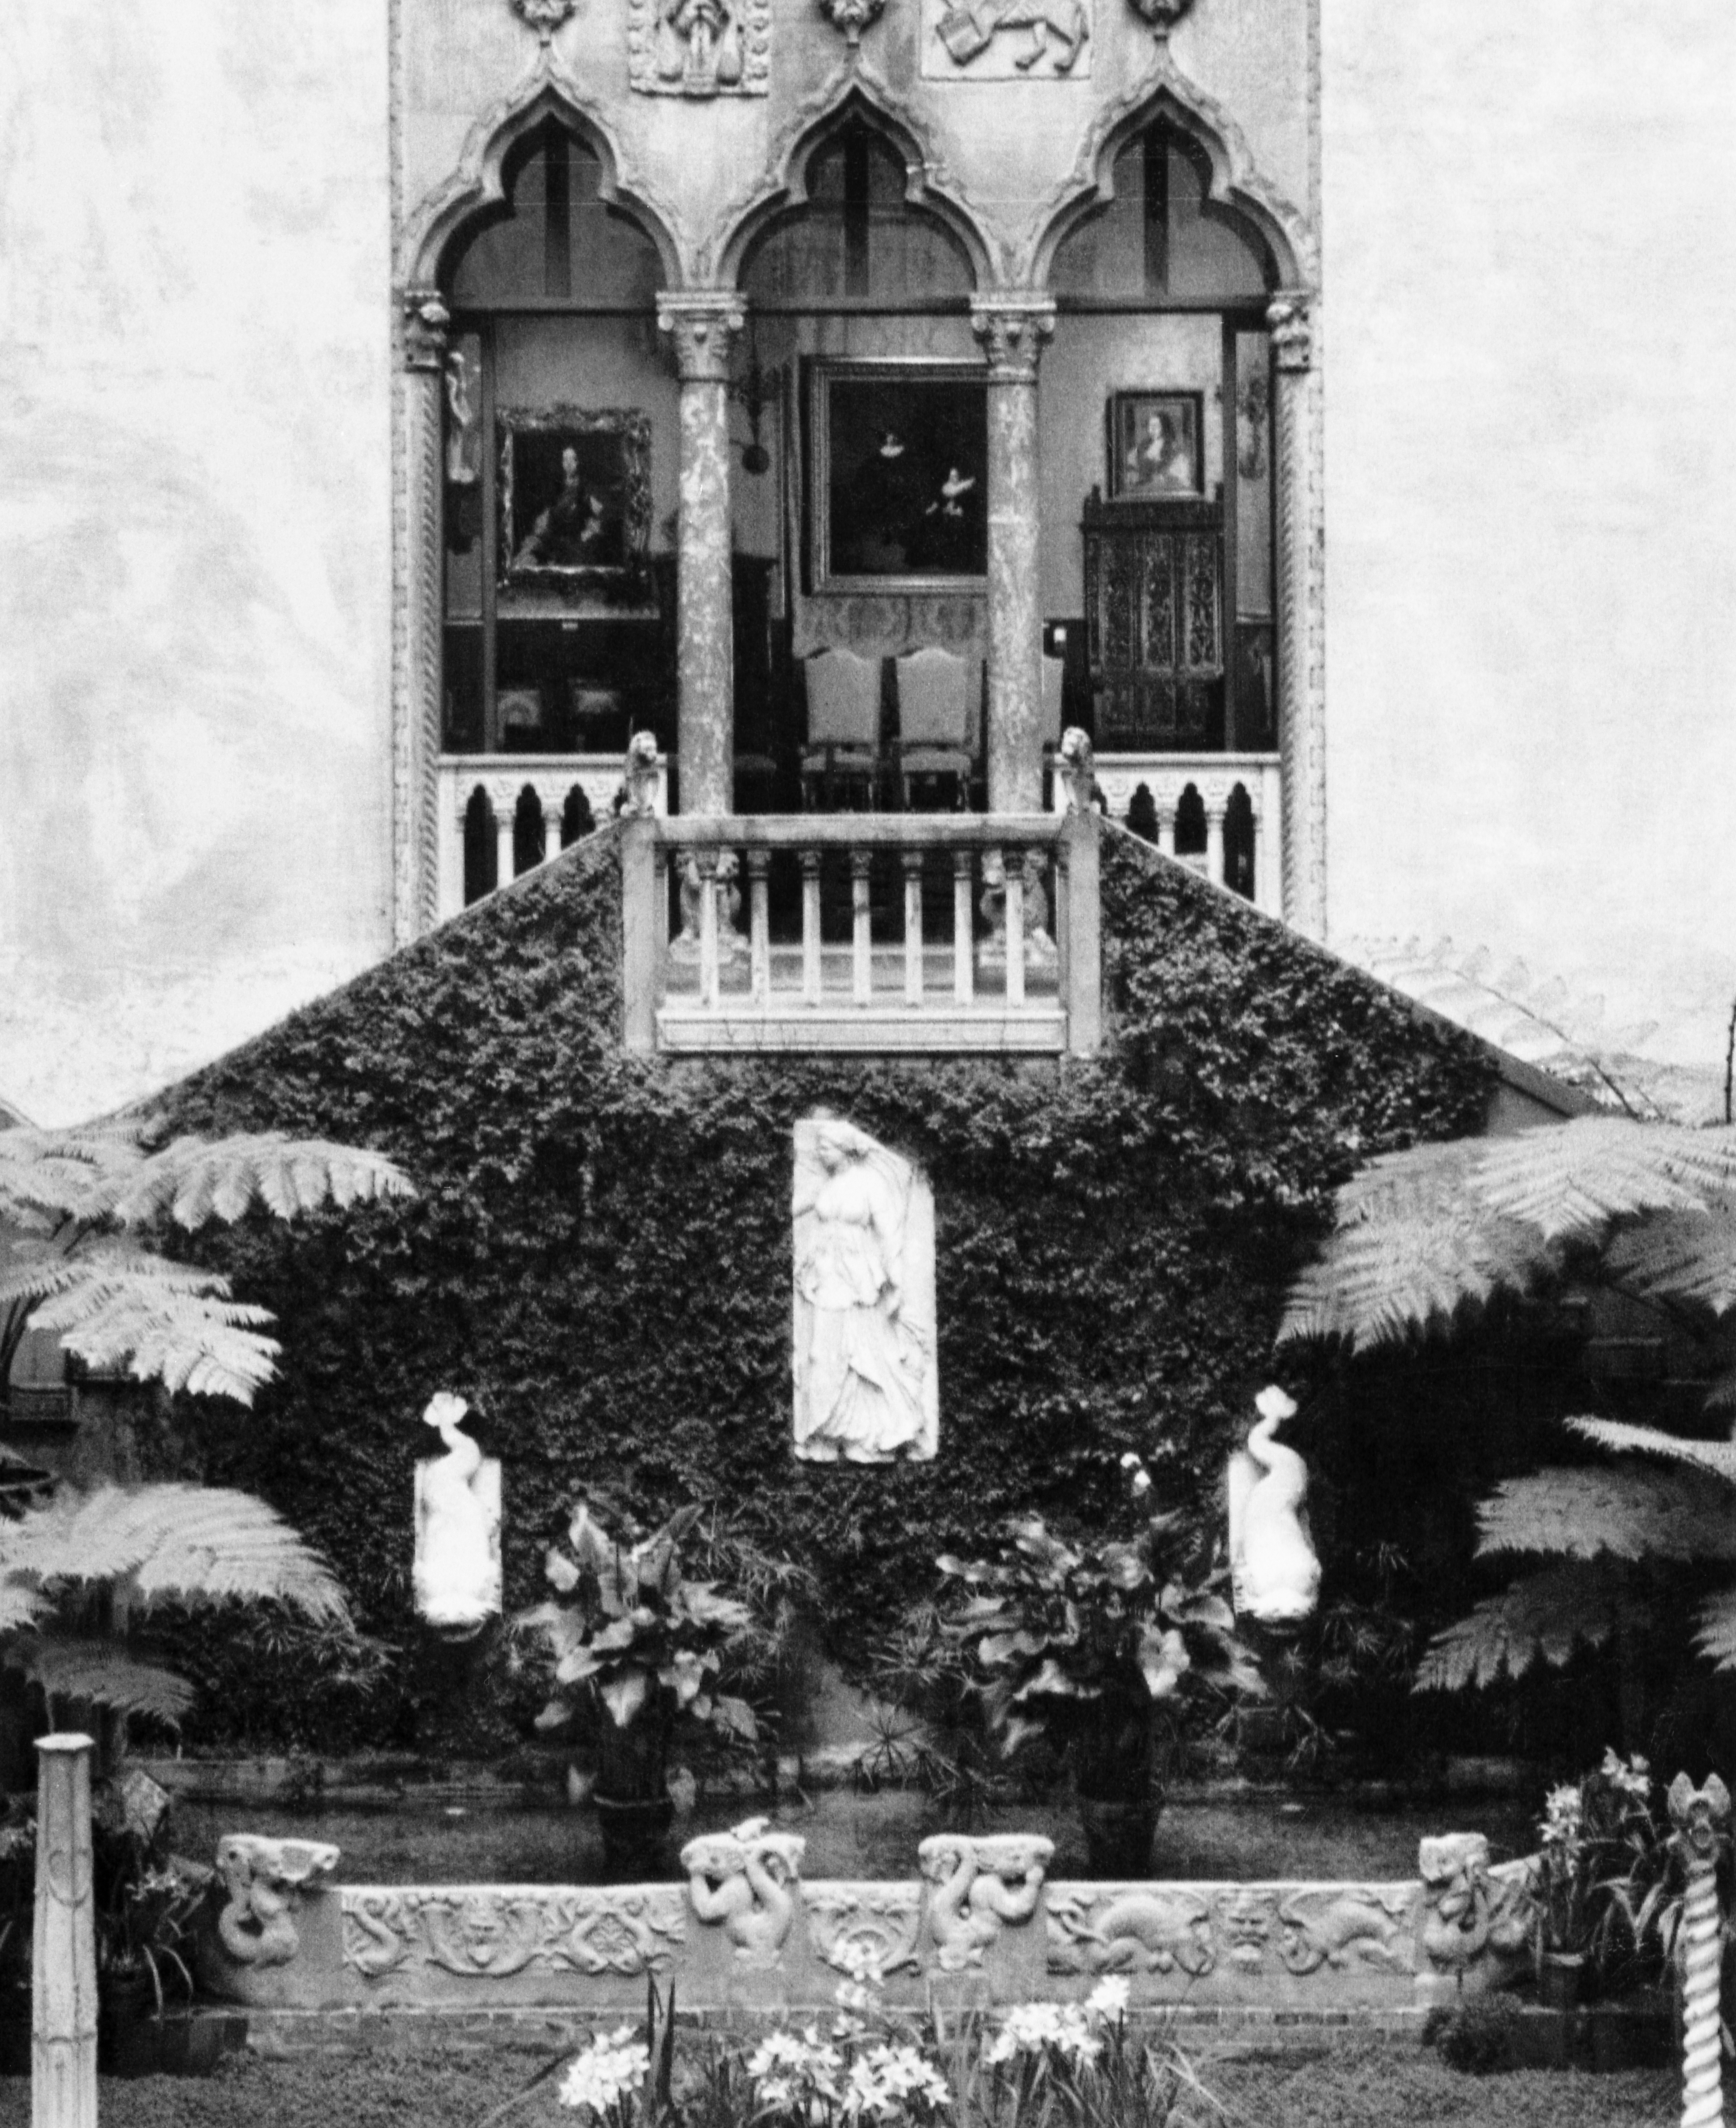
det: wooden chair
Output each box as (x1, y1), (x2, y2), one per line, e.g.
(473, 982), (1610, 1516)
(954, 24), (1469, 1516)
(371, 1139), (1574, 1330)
(800, 650), (882, 810)
(894, 648), (976, 810)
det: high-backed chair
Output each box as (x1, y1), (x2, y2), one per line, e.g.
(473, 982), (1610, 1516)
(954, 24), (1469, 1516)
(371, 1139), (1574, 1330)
(894, 647), (975, 810)
(800, 649), (882, 810)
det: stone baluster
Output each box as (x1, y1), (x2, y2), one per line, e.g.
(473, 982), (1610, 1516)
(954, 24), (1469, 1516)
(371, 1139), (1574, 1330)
(33, 1734), (96, 2128)
(1268, 290), (1324, 937)
(952, 852), (975, 1004)
(1003, 849), (1026, 1007)
(1157, 796), (1177, 859)
(747, 848), (771, 1003)
(395, 288), (448, 947)
(1251, 792), (1268, 911)
(1204, 782), (1228, 888)
(850, 848), (873, 1003)
(542, 797), (564, 864)
(902, 850), (925, 1004)
(492, 788), (516, 891)
(971, 297), (1056, 813)
(695, 850), (722, 1008)
(801, 849), (823, 1003)
(657, 293), (746, 818)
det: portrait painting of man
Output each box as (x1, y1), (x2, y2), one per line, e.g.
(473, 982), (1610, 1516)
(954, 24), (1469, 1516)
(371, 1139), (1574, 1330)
(810, 363), (988, 590)
(497, 408), (652, 589)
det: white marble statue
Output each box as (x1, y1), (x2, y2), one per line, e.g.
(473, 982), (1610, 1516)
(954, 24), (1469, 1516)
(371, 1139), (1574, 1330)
(412, 1392), (502, 1632)
(792, 1115), (938, 1463)
(1227, 1385), (1320, 1627)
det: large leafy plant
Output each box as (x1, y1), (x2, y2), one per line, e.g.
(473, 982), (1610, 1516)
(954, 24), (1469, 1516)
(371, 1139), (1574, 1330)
(521, 1502), (761, 1752)
(1281, 1115), (1736, 1694)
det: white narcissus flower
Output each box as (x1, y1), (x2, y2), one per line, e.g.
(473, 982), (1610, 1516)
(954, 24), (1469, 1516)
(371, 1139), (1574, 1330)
(1085, 1974), (1130, 2022)
(557, 2028), (649, 2115)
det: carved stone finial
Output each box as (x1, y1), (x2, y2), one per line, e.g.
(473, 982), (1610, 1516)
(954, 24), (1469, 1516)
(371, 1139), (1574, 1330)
(818, 0), (885, 45)
(969, 297), (1057, 385)
(1057, 727), (1095, 815)
(622, 731), (663, 816)
(1266, 292), (1313, 374)
(214, 1834), (341, 1971)
(402, 290), (450, 374)
(1126, 0), (1197, 33)
(1668, 1772), (1732, 1857)
(657, 292), (747, 383)
(512, 0), (579, 41)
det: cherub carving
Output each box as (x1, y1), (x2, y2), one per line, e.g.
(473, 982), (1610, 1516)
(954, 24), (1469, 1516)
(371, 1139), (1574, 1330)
(919, 1833), (1052, 1971)
(681, 1817), (805, 1965)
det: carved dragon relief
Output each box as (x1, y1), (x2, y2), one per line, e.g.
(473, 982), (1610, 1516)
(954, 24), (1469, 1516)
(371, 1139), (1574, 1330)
(919, 1834), (1052, 1972)
(1047, 1886), (1216, 1977)
(341, 1888), (686, 1981)
(214, 1835), (340, 1970)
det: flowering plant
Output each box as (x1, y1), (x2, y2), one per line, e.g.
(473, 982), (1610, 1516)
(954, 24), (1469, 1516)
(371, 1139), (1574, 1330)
(743, 1947), (952, 2125)
(1535, 1748), (1685, 1989)
(558, 2024), (653, 2125)
(976, 1978), (1212, 2128)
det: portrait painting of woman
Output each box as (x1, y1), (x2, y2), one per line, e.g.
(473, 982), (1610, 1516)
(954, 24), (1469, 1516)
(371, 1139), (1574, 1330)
(1108, 391), (1204, 499)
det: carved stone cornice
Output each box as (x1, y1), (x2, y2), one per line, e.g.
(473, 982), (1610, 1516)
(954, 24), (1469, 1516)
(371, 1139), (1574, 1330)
(818, 0), (886, 47)
(1127, 0), (1198, 33)
(1267, 292), (1314, 374)
(402, 289), (450, 373)
(657, 291), (747, 382)
(512, 0), (578, 40)
(969, 296), (1056, 384)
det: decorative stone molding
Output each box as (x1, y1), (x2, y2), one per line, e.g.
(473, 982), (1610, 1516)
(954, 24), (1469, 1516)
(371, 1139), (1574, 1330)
(1416, 1835), (1539, 1998)
(805, 1887), (923, 1977)
(969, 296), (1056, 385)
(33, 1736), (96, 2124)
(818, 0), (886, 47)
(922, 0), (1089, 80)
(1276, 1887), (1413, 1975)
(1048, 1886), (1216, 1977)
(628, 0), (771, 98)
(1126, 0), (1195, 31)
(513, 0), (580, 40)
(1670, 1774), (1730, 2127)
(343, 1888), (685, 1981)
(1267, 292), (1313, 373)
(401, 289), (450, 374)
(682, 1820), (806, 1966)
(656, 292), (747, 384)
(215, 1836), (341, 1971)
(919, 1834), (1052, 1972)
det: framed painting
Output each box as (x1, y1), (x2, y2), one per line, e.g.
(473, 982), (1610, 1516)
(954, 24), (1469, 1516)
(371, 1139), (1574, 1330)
(1107, 390), (1205, 500)
(807, 360), (988, 594)
(497, 406), (653, 592)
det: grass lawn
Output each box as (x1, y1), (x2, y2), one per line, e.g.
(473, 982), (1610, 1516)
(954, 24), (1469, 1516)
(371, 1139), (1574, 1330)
(0, 2035), (1683, 2127)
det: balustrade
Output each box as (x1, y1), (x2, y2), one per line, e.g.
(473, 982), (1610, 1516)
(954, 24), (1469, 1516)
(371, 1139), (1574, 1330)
(436, 754), (669, 918)
(624, 814), (1100, 1057)
(1056, 752), (1282, 915)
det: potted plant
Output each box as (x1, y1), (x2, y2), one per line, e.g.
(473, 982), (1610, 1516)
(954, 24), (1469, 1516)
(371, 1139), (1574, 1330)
(936, 1458), (1266, 1874)
(1532, 1749), (1677, 2010)
(520, 1501), (762, 1876)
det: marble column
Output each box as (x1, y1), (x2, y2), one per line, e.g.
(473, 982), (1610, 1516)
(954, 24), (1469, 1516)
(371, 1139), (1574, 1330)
(1268, 291), (1325, 939)
(394, 288), (449, 946)
(33, 1735), (97, 2128)
(658, 293), (746, 818)
(972, 297), (1056, 815)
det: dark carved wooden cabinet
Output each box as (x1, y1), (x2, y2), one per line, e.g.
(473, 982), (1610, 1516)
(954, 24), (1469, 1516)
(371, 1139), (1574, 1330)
(1082, 488), (1225, 749)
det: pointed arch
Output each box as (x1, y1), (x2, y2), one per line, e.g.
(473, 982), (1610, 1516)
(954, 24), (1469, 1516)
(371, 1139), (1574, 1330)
(709, 70), (998, 291)
(1024, 57), (1314, 292)
(399, 55), (685, 293)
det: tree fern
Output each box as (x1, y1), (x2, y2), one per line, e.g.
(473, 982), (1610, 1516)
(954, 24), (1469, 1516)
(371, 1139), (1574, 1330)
(1475, 1464), (1736, 1565)
(1415, 1563), (1624, 1692)
(1604, 1199), (1736, 1314)
(8, 1638), (195, 1726)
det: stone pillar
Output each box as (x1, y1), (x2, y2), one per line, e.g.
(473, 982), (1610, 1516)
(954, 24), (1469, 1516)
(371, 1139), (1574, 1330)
(972, 297), (1056, 815)
(394, 288), (449, 946)
(33, 1735), (96, 2128)
(658, 293), (745, 817)
(1268, 290), (1325, 939)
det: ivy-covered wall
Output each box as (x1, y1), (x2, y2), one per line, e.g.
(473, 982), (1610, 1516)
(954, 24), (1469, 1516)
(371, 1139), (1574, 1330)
(156, 826), (1494, 1750)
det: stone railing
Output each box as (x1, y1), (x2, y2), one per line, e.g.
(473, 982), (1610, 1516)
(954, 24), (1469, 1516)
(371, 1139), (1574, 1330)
(1059, 753), (1282, 917)
(436, 753), (669, 921)
(196, 1825), (1541, 2018)
(623, 813), (1102, 1058)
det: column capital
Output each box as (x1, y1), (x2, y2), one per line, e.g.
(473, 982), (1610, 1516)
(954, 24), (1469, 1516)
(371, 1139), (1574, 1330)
(1266, 290), (1314, 373)
(657, 291), (747, 381)
(970, 296), (1057, 383)
(402, 288), (450, 373)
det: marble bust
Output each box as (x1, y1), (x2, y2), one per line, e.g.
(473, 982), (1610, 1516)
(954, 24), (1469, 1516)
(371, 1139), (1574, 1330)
(412, 1392), (502, 1632)
(791, 1115), (938, 1463)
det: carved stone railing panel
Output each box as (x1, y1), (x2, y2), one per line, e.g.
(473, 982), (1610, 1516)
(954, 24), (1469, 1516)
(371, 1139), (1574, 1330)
(1053, 751), (1282, 918)
(435, 752), (668, 921)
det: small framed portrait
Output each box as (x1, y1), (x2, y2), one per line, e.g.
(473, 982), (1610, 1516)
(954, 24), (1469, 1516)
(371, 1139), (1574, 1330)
(497, 406), (652, 592)
(807, 359), (988, 593)
(1107, 391), (1205, 500)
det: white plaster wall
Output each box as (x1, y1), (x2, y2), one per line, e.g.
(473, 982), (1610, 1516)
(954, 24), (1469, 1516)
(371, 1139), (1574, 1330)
(1322, 0), (1736, 1073)
(0, 4), (392, 1126)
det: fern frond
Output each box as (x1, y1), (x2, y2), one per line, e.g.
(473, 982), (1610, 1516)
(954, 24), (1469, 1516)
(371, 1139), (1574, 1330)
(1693, 1584), (1736, 1671)
(1705, 1362), (1736, 1413)
(0, 1240), (237, 1312)
(1471, 1118), (1736, 1243)
(0, 1582), (46, 1634)
(29, 1272), (279, 1403)
(4, 1634), (194, 1723)
(1279, 1141), (1546, 1348)
(1564, 1415), (1736, 1488)
(1476, 1464), (1736, 1563)
(0, 1484), (349, 1622)
(1604, 1197), (1736, 1316)
(0, 1125), (146, 1223)
(99, 1134), (416, 1230)
(1415, 1562), (1625, 1692)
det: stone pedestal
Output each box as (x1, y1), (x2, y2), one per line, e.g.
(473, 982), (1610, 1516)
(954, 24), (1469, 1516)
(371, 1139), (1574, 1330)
(33, 1735), (96, 2128)
(972, 298), (1055, 814)
(658, 293), (745, 818)
(1268, 291), (1323, 938)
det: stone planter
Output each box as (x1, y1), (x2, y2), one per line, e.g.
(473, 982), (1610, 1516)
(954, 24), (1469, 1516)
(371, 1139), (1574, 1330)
(594, 1706), (677, 1880)
(1537, 1949), (1587, 2011)
(1076, 1794), (1162, 1877)
(594, 1793), (677, 1880)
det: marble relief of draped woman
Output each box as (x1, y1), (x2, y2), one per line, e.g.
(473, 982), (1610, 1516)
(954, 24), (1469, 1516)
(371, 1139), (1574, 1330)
(792, 1116), (938, 1463)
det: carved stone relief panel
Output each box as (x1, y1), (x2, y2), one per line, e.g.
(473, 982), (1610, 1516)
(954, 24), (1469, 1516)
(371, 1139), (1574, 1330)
(804, 1887), (924, 1977)
(682, 1819), (806, 1967)
(628, 0), (771, 96)
(1046, 1887), (1215, 1977)
(342, 1888), (685, 1981)
(919, 1834), (1052, 1972)
(921, 0), (1091, 78)
(214, 1835), (340, 1970)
